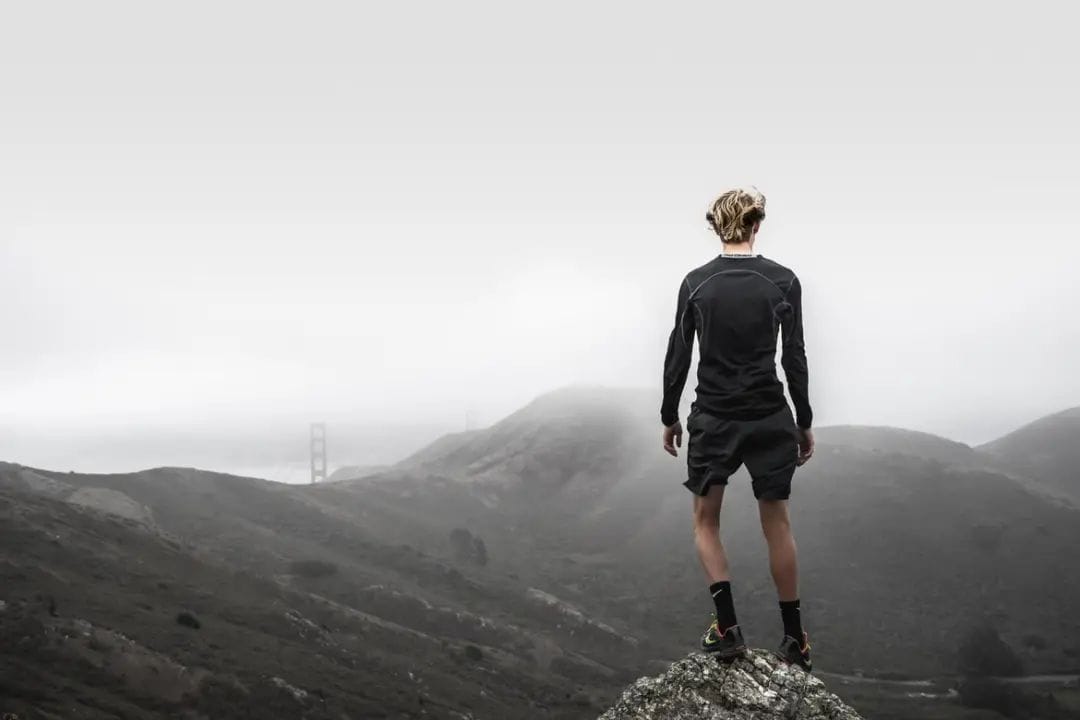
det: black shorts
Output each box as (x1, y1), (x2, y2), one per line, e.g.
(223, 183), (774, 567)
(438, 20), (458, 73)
(685, 402), (799, 500)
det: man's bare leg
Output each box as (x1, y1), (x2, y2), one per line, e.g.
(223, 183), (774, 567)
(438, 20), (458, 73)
(692, 482), (745, 651)
(693, 480), (743, 643)
(759, 496), (808, 660)
(758, 498), (798, 600)
(692, 482), (729, 582)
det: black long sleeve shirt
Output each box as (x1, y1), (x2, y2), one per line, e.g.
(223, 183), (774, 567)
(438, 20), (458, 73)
(661, 253), (812, 429)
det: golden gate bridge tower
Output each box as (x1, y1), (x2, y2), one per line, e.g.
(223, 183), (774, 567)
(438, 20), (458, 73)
(310, 422), (327, 484)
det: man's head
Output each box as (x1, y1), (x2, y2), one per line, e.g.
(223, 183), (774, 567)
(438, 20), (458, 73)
(705, 186), (767, 246)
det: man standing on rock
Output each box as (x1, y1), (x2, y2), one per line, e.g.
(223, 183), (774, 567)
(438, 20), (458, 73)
(660, 186), (815, 671)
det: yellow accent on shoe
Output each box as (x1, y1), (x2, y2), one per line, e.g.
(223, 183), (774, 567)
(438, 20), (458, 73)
(702, 616), (722, 646)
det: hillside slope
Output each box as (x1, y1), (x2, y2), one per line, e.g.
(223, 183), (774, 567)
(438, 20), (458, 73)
(317, 387), (1080, 678)
(0, 461), (653, 719)
(977, 406), (1080, 504)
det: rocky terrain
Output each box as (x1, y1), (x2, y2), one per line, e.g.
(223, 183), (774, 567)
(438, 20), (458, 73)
(599, 650), (860, 720)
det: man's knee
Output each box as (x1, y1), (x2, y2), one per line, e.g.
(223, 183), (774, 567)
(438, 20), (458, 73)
(758, 499), (791, 535)
(692, 501), (721, 531)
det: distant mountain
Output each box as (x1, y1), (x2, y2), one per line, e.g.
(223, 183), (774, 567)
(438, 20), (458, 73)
(397, 385), (655, 484)
(976, 406), (1080, 504)
(813, 425), (978, 466)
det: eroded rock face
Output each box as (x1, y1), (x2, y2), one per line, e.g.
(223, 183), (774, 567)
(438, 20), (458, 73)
(598, 648), (862, 720)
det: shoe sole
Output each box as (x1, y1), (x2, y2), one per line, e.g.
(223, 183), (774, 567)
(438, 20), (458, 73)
(703, 644), (748, 660)
(772, 650), (812, 672)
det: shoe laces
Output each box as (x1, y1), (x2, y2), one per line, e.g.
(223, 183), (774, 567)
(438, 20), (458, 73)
(708, 613), (737, 636)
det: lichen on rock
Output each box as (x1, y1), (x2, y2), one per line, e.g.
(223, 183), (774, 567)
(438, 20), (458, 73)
(598, 648), (862, 720)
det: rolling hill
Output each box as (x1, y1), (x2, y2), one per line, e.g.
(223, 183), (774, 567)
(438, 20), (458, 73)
(976, 406), (1080, 504)
(0, 461), (651, 719)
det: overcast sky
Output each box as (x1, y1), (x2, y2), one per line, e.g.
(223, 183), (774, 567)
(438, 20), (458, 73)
(2, 2), (1079, 477)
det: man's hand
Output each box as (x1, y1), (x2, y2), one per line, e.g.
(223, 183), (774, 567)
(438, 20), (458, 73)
(663, 421), (683, 457)
(796, 427), (815, 466)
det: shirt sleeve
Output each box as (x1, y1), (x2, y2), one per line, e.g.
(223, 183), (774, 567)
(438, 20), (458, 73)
(780, 274), (813, 429)
(661, 277), (695, 427)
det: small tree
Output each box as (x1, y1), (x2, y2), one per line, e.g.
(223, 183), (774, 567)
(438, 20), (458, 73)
(449, 528), (474, 562)
(957, 622), (1023, 677)
(473, 537), (488, 566)
(449, 528), (488, 566)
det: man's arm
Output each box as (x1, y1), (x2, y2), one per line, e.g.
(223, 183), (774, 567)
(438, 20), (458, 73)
(661, 276), (695, 428)
(780, 274), (813, 429)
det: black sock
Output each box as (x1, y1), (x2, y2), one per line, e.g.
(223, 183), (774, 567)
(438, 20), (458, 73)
(780, 599), (803, 640)
(709, 580), (738, 631)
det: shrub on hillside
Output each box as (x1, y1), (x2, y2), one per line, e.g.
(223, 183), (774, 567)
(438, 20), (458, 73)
(449, 528), (489, 566)
(957, 622), (1024, 677)
(176, 611), (201, 629)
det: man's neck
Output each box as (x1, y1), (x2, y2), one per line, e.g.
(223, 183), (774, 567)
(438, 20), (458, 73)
(720, 243), (756, 257)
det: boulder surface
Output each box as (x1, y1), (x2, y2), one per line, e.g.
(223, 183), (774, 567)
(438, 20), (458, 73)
(598, 648), (862, 720)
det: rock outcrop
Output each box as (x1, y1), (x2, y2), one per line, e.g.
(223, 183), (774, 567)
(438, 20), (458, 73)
(598, 648), (862, 720)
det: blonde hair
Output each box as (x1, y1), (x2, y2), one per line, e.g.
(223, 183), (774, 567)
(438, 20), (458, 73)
(706, 186), (767, 244)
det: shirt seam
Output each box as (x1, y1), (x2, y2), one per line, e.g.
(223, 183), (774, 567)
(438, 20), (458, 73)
(688, 268), (785, 302)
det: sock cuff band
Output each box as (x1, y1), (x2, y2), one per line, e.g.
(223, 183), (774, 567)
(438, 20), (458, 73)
(709, 581), (731, 596)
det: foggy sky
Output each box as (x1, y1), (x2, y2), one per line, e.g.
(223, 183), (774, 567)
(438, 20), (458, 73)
(3, 2), (1080, 477)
